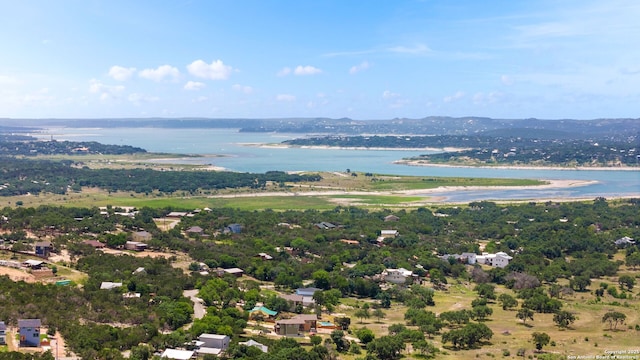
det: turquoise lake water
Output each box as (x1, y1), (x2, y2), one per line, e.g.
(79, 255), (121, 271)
(31, 127), (639, 202)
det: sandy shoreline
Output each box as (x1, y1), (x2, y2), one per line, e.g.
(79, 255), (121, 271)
(395, 160), (640, 171)
(244, 143), (469, 152)
(207, 179), (600, 199)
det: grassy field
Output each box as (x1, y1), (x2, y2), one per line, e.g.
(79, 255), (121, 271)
(331, 267), (640, 360)
(1, 171), (547, 210)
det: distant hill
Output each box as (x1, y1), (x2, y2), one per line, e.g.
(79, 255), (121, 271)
(2, 117), (638, 141)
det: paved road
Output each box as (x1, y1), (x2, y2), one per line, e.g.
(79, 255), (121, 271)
(184, 289), (206, 320)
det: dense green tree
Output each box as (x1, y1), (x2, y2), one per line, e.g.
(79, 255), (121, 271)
(618, 275), (635, 290)
(531, 332), (550, 351)
(474, 284), (496, 300)
(498, 293), (518, 310)
(366, 335), (405, 360)
(553, 311), (577, 329)
(330, 330), (349, 352)
(355, 327), (376, 344)
(570, 276), (591, 292)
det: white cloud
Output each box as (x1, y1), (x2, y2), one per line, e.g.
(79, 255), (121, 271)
(444, 91), (465, 103)
(232, 84), (253, 94)
(277, 67), (291, 77)
(139, 65), (180, 82)
(89, 79), (124, 100)
(184, 81), (206, 91)
(128, 93), (159, 105)
(349, 61), (370, 74)
(276, 94), (296, 102)
(382, 90), (400, 99)
(294, 65), (322, 75)
(187, 59), (233, 80)
(108, 66), (137, 81)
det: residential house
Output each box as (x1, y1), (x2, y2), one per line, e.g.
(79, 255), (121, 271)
(275, 314), (317, 335)
(82, 240), (106, 249)
(100, 282), (123, 290)
(476, 252), (513, 268)
(186, 226), (203, 236)
(615, 236), (635, 247)
(339, 239), (360, 245)
(384, 215), (400, 222)
(274, 318), (305, 336)
(160, 349), (194, 359)
(315, 222), (336, 230)
(296, 287), (321, 297)
(18, 319), (41, 347)
(279, 294), (308, 311)
(223, 268), (244, 277)
(439, 252), (477, 265)
(166, 212), (188, 218)
(125, 241), (147, 251)
(196, 334), (230, 356)
(239, 340), (268, 353)
(380, 230), (399, 238)
(382, 268), (413, 285)
(224, 223), (242, 234)
(34, 241), (52, 258)
(256, 252), (273, 260)
(249, 306), (278, 321)
(279, 294), (316, 312)
(132, 231), (152, 242)
(23, 259), (44, 270)
(0, 321), (6, 345)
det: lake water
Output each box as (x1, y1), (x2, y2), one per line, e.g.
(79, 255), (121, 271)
(31, 127), (640, 202)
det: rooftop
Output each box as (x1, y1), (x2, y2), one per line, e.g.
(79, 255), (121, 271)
(18, 319), (41, 328)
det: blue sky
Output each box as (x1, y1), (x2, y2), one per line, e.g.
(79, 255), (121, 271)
(1, 0), (638, 120)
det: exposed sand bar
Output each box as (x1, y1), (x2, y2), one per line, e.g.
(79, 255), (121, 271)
(207, 179), (597, 199)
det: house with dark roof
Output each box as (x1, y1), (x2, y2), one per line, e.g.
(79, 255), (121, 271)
(224, 224), (242, 234)
(274, 314), (318, 335)
(279, 293), (316, 310)
(82, 240), (106, 249)
(34, 241), (52, 258)
(315, 222), (336, 230)
(186, 226), (204, 236)
(384, 214), (400, 222)
(18, 319), (41, 347)
(0, 321), (6, 345)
